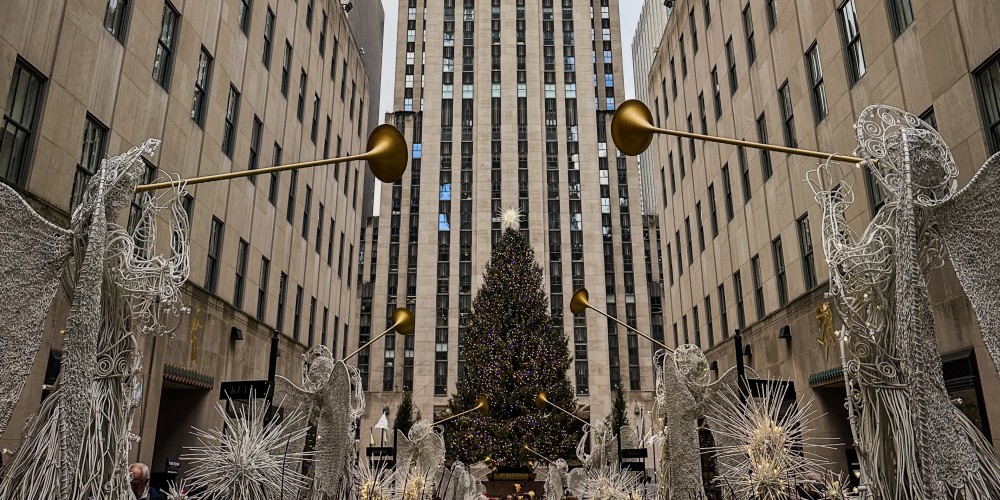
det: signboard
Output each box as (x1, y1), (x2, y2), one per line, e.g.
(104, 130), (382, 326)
(165, 458), (181, 477)
(619, 448), (647, 459)
(219, 379), (271, 400)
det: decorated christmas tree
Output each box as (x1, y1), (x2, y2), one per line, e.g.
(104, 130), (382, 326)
(444, 209), (581, 466)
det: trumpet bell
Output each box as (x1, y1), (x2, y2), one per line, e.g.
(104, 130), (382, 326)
(534, 391), (548, 409)
(476, 397), (490, 415)
(570, 288), (591, 315)
(391, 307), (415, 335)
(611, 99), (656, 156)
(366, 124), (409, 183)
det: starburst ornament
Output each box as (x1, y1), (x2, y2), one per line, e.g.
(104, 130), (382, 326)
(499, 206), (523, 231)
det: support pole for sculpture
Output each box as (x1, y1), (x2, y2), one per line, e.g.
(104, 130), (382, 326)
(570, 288), (672, 352)
(345, 308), (415, 361)
(135, 124), (409, 192)
(522, 444), (554, 465)
(610, 99), (868, 165)
(432, 397), (490, 426)
(534, 391), (589, 425)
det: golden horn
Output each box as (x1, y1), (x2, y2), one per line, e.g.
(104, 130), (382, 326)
(522, 444), (554, 464)
(534, 391), (588, 425)
(571, 287), (672, 353)
(611, 99), (865, 164)
(135, 124), (408, 192)
(345, 307), (414, 361)
(433, 398), (489, 426)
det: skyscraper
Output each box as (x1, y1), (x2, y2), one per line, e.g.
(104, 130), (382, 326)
(357, 0), (659, 429)
(631, 0), (671, 216)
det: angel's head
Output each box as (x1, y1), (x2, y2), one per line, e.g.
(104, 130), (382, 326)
(302, 345), (335, 391)
(673, 344), (709, 385)
(881, 128), (958, 206)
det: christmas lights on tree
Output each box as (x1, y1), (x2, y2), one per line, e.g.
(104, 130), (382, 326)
(444, 217), (581, 466)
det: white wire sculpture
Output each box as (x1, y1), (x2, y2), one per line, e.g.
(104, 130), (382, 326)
(707, 381), (835, 500)
(165, 479), (194, 500)
(395, 419), (447, 480)
(580, 464), (647, 500)
(354, 453), (394, 500)
(183, 394), (313, 499)
(535, 458), (570, 500)
(0, 182), (72, 437)
(273, 345), (365, 498)
(0, 139), (191, 500)
(440, 460), (488, 500)
(808, 105), (1000, 499)
(653, 344), (747, 499)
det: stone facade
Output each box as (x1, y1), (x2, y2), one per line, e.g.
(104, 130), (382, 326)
(0, 0), (376, 483)
(646, 0), (1000, 477)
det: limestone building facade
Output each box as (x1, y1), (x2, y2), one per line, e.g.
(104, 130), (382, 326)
(0, 0), (376, 485)
(645, 0), (1000, 480)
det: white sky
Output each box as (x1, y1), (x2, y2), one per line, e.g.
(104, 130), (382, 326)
(377, 0), (642, 119)
(374, 1), (643, 212)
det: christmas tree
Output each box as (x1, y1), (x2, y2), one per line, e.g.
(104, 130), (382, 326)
(607, 385), (629, 434)
(445, 209), (581, 466)
(394, 391), (417, 437)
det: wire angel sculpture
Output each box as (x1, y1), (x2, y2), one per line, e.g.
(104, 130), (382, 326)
(535, 458), (570, 500)
(808, 104), (1000, 498)
(273, 345), (365, 498)
(395, 419), (447, 480)
(183, 393), (313, 499)
(707, 381), (835, 500)
(0, 139), (191, 500)
(653, 344), (748, 499)
(440, 460), (488, 500)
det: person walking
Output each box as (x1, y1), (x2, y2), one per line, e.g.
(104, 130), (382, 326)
(129, 463), (165, 500)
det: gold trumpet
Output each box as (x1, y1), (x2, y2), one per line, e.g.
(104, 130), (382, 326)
(433, 397), (490, 425)
(522, 444), (554, 464)
(571, 287), (672, 353)
(534, 391), (588, 425)
(135, 123), (409, 192)
(344, 307), (415, 361)
(611, 99), (865, 164)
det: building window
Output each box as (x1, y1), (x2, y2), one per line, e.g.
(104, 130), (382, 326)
(806, 43), (828, 122)
(703, 0), (711, 26)
(839, 0), (866, 85)
(864, 166), (885, 215)
(311, 94), (320, 142)
(104, 0), (132, 42)
(975, 53), (1000, 154)
(660, 166), (668, 203)
(670, 58), (677, 98)
(206, 217), (224, 293)
(680, 35), (688, 78)
(919, 107), (938, 131)
(319, 11), (327, 56)
(71, 115), (108, 209)
(0, 59), (45, 187)
(698, 92), (707, 134)
(257, 256), (270, 321)
(338, 232), (345, 276)
(738, 147), (751, 203)
(263, 8), (275, 68)
(248, 116), (262, 182)
(277, 272), (287, 331)
(327, 218), (335, 266)
(669, 153), (676, 193)
(887, 0), (915, 38)
(675, 231), (683, 277)
(287, 170), (297, 223)
(340, 61), (348, 100)
(191, 47), (212, 127)
(695, 202), (705, 252)
(721, 163), (734, 221)
(307, 297), (317, 345)
(734, 271), (746, 330)
(281, 41), (292, 97)
(689, 9), (698, 53)
(305, 0), (314, 30)
(751, 254), (764, 319)
(708, 184), (718, 237)
(302, 186), (312, 239)
(269, 143), (281, 205)
(797, 214), (817, 290)
(705, 295), (714, 347)
(756, 113), (772, 180)
(128, 161), (158, 235)
(778, 81), (796, 148)
(350, 81), (357, 118)
(152, 2), (180, 89)
(943, 349), (993, 440)
(321, 307), (329, 347)
(316, 203), (324, 253)
(765, 0), (777, 32)
(711, 67), (722, 119)
(718, 284), (729, 339)
(725, 37), (737, 95)
(293, 285), (303, 341)
(742, 4), (756, 65)
(239, 0), (252, 35)
(234, 238), (249, 308)
(773, 236), (787, 306)
(297, 70), (307, 121)
(222, 85), (240, 158)
(684, 217), (693, 265)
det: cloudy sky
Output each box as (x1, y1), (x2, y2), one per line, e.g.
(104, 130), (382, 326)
(377, 0), (643, 119)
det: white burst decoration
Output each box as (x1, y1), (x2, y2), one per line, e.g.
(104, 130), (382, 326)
(183, 395), (313, 499)
(165, 478), (195, 500)
(499, 206), (523, 231)
(708, 382), (835, 500)
(353, 457), (393, 500)
(581, 464), (646, 500)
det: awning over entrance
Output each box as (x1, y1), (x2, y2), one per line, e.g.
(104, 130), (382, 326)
(163, 363), (214, 390)
(808, 366), (844, 387)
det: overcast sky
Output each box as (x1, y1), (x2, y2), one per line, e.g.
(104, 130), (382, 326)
(377, 0), (642, 119)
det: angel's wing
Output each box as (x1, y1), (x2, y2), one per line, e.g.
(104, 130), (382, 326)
(566, 467), (587, 499)
(930, 151), (1000, 372)
(395, 429), (416, 477)
(415, 428), (446, 474)
(0, 182), (72, 436)
(313, 361), (356, 497)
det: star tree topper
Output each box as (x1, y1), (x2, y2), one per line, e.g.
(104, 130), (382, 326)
(499, 206), (523, 231)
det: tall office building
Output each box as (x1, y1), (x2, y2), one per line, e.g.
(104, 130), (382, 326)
(0, 0), (376, 481)
(631, 0), (671, 216)
(646, 0), (1000, 478)
(357, 0), (659, 430)
(345, 0), (386, 219)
